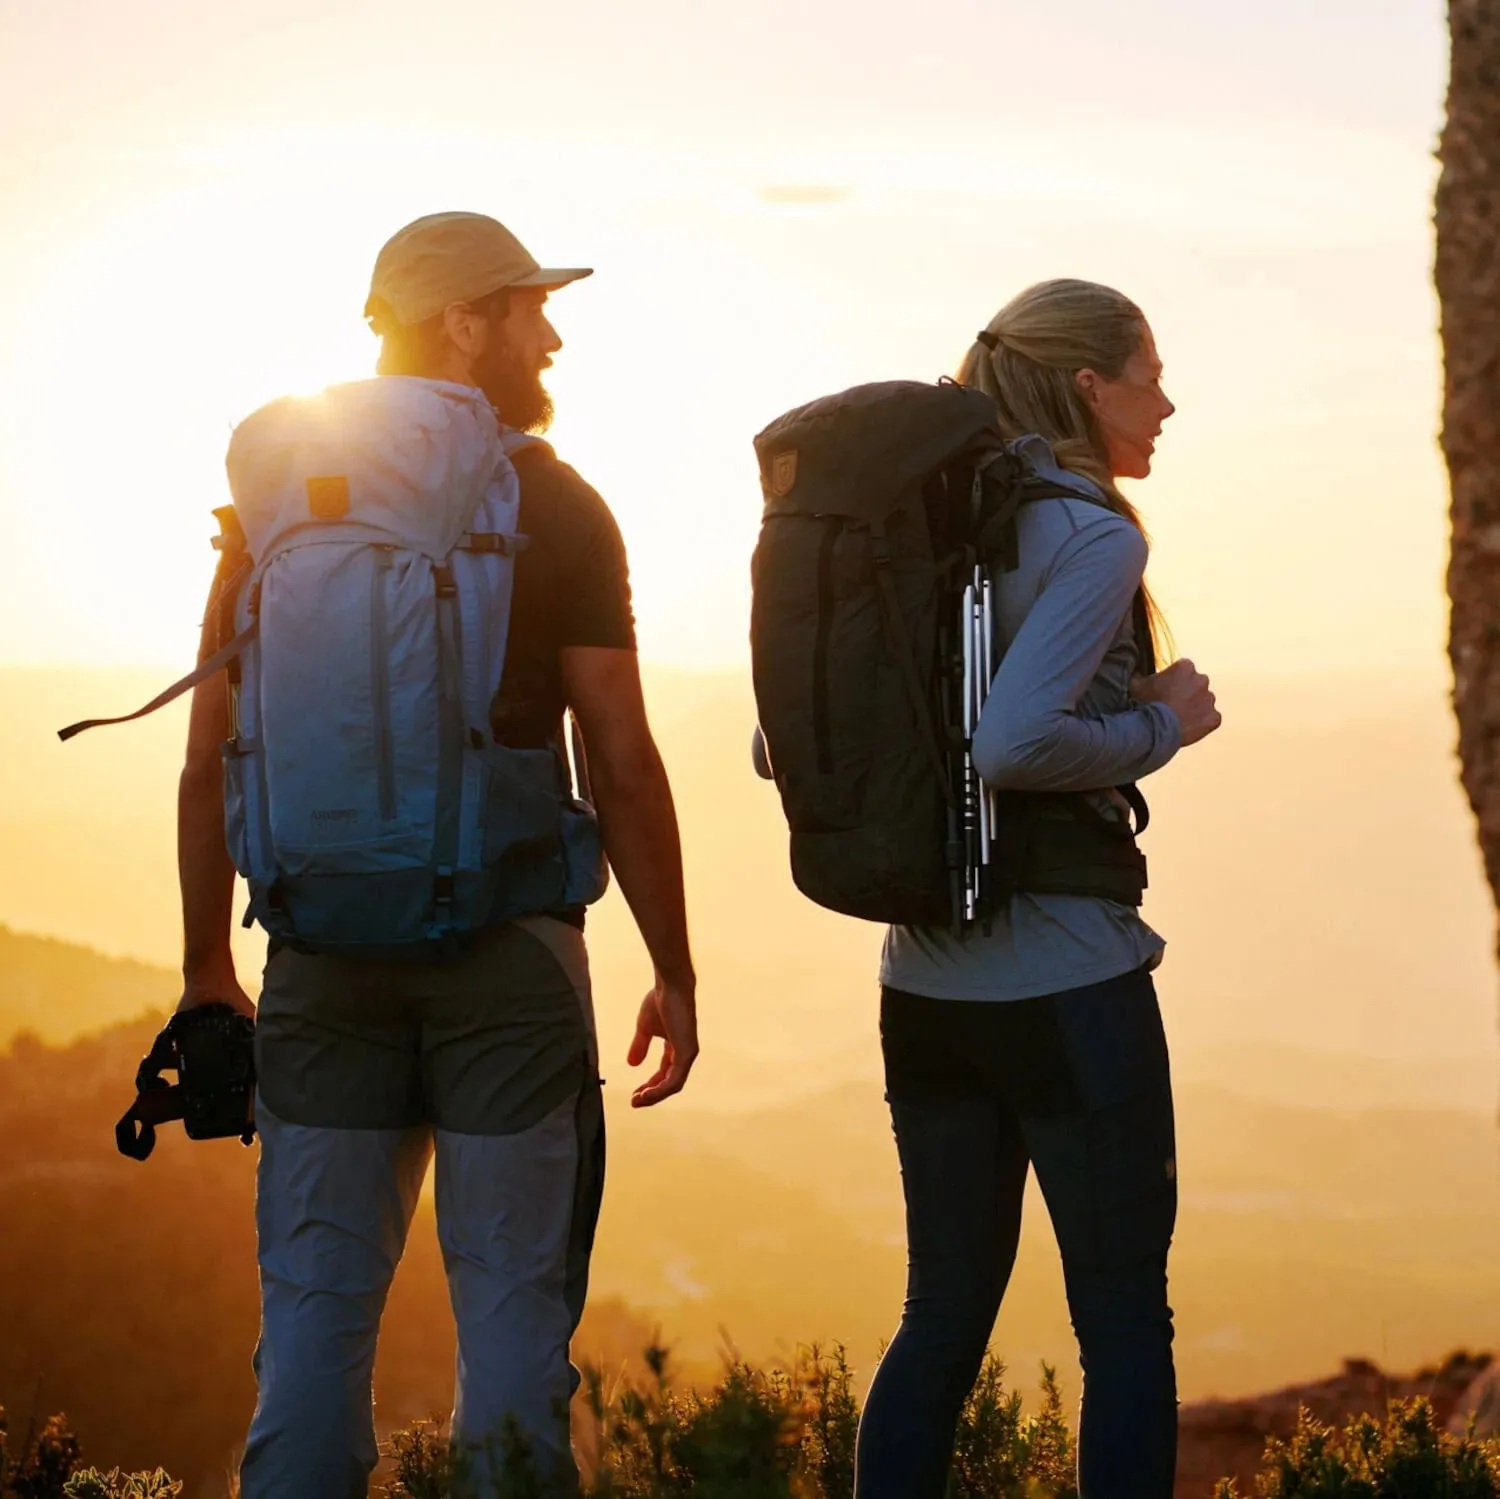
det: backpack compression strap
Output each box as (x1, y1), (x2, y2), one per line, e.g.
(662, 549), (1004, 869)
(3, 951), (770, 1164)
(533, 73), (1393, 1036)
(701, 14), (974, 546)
(57, 618), (259, 742)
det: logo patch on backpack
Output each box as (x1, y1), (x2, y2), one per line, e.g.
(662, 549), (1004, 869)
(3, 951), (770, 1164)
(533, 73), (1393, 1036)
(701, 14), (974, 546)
(768, 450), (798, 498)
(306, 475), (351, 519)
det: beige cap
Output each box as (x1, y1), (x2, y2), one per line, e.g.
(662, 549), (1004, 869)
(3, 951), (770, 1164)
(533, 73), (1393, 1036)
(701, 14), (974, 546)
(365, 211), (592, 329)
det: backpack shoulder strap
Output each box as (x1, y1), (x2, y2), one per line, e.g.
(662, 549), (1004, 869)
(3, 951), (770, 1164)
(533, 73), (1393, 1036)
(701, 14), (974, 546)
(973, 453), (1078, 573)
(1131, 589), (1156, 677)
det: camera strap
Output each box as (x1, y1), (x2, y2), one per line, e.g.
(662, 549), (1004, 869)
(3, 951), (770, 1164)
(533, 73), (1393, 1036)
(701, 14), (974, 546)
(115, 1027), (187, 1161)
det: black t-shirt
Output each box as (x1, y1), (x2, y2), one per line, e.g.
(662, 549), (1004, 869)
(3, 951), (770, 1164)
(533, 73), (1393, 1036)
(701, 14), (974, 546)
(490, 443), (636, 746)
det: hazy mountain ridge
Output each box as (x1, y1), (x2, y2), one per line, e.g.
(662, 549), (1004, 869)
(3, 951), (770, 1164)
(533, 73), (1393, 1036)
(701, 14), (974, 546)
(3, 942), (1498, 1451)
(0, 923), (174, 1045)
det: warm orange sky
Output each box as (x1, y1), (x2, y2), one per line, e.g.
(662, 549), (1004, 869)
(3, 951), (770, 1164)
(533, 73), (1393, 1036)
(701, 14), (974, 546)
(0, 1), (1450, 676)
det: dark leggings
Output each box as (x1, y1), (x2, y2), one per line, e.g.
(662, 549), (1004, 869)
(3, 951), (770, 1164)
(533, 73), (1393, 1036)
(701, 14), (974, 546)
(856, 968), (1178, 1498)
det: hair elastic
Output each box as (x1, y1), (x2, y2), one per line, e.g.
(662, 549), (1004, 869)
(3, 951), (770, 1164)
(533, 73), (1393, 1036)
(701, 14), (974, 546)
(975, 329), (999, 352)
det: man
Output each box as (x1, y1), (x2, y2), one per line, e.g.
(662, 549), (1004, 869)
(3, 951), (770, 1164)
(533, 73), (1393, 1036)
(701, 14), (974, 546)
(176, 211), (699, 1496)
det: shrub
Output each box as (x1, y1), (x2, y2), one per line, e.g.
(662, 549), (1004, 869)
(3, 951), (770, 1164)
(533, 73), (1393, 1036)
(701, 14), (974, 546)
(62, 1473), (182, 1499)
(382, 1344), (1074, 1498)
(949, 1361), (1075, 1499)
(0, 1409), (179, 1499)
(32, 1350), (1498, 1498)
(1213, 1397), (1500, 1498)
(1, 1409), (82, 1499)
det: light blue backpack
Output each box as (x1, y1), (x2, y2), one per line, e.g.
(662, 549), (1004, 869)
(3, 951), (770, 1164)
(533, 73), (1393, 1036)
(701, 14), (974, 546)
(61, 377), (608, 955)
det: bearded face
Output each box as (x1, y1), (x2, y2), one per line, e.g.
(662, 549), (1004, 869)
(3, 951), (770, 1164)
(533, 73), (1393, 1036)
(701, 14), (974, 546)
(472, 289), (559, 434)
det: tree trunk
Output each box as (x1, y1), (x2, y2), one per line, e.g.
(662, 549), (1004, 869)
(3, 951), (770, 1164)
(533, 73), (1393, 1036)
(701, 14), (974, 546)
(1437, 0), (1500, 937)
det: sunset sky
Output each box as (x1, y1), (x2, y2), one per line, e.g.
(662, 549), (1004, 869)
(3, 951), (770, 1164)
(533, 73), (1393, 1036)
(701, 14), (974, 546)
(0, 0), (1450, 678)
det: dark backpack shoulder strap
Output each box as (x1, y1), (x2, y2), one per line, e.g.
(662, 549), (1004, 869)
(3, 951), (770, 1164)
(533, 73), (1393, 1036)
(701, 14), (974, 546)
(975, 475), (1077, 572)
(1131, 588), (1156, 677)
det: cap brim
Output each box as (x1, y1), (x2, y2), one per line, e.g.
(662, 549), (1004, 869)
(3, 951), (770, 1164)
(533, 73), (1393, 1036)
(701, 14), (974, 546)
(510, 267), (594, 289)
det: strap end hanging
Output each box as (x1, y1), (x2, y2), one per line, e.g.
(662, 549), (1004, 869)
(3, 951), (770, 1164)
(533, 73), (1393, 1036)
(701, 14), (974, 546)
(57, 620), (259, 742)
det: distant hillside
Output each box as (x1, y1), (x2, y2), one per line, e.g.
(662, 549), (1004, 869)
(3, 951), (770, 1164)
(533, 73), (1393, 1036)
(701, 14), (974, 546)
(4, 968), (1499, 1458)
(0, 923), (174, 1045)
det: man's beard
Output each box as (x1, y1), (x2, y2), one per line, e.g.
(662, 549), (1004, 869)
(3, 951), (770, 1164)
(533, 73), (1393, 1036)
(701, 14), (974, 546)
(474, 345), (554, 434)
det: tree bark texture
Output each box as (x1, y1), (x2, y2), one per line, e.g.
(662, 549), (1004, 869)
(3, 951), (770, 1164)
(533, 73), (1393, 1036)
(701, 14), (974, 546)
(1438, 0), (1500, 935)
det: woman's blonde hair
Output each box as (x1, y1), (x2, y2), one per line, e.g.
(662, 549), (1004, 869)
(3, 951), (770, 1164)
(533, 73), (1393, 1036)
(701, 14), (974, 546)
(958, 277), (1168, 661)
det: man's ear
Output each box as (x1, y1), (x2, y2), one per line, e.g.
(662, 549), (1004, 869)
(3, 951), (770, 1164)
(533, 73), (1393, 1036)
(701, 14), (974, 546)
(441, 303), (487, 362)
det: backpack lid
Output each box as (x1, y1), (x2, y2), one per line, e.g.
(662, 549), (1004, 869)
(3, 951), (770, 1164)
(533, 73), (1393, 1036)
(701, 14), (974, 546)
(753, 380), (1003, 523)
(226, 377), (506, 563)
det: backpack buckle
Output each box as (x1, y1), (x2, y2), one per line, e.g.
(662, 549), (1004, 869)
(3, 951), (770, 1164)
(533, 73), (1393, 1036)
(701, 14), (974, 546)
(459, 532), (531, 556)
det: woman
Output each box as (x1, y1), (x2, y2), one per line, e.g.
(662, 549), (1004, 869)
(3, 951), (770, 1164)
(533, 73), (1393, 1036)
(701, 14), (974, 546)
(855, 280), (1221, 1497)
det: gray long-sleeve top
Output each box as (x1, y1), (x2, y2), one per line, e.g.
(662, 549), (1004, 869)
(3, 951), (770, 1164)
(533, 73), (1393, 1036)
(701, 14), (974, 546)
(881, 450), (1181, 1001)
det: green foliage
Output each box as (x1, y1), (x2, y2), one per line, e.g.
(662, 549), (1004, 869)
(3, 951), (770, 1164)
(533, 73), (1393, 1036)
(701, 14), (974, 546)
(1212, 1398), (1500, 1499)
(0, 1409), (179, 1499)
(381, 1418), (455, 1499)
(798, 1344), (858, 1499)
(378, 1412), (550, 1499)
(578, 1340), (868, 1498)
(21, 1352), (1499, 1499)
(61, 1472), (182, 1499)
(381, 1343), (1072, 1499)
(948, 1361), (1076, 1499)
(1, 1409), (82, 1499)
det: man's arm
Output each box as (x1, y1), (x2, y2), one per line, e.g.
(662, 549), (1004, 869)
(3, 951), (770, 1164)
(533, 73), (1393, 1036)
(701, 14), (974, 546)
(178, 585), (253, 1016)
(562, 645), (697, 1108)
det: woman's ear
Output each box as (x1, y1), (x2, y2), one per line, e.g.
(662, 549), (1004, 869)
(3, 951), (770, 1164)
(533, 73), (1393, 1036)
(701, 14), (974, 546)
(1074, 366), (1103, 412)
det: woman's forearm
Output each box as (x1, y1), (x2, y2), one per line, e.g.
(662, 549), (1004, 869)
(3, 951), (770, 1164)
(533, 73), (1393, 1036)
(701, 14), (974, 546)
(974, 700), (1180, 792)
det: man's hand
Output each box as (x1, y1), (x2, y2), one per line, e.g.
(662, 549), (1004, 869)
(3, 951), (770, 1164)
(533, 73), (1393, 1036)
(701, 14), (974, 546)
(177, 964), (255, 1020)
(627, 975), (699, 1108)
(1131, 658), (1222, 747)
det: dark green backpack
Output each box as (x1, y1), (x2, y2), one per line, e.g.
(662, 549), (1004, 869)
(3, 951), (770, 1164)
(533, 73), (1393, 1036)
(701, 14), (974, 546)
(750, 379), (1148, 930)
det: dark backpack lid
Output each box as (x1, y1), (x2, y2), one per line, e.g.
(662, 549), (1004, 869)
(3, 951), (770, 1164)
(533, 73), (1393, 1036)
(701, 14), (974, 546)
(753, 380), (1004, 522)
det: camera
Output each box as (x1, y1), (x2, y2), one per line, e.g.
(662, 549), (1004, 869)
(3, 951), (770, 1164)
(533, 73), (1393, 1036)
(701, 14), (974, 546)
(116, 1004), (257, 1161)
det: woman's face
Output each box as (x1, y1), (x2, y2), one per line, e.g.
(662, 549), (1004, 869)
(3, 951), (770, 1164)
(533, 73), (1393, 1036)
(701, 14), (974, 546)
(1075, 323), (1175, 480)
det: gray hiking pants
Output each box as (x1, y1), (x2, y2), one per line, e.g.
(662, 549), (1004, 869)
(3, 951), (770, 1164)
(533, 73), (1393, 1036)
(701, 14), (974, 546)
(238, 917), (605, 1499)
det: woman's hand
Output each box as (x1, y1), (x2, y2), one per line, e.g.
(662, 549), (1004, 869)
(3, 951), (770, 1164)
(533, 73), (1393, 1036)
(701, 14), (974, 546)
(1131, 658), (1222, 746)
